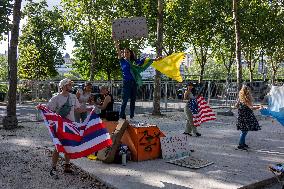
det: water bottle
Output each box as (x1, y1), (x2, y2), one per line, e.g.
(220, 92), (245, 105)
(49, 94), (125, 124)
(122, 152), (127, 166)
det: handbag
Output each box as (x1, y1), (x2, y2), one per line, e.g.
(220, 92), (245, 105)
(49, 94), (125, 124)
(105, 111), (119, 121)
(58, 95), (71, 118)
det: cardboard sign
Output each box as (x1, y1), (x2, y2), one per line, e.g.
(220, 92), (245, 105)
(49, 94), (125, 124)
(112, 17), (148, 40)
(160, 134), (191, 160)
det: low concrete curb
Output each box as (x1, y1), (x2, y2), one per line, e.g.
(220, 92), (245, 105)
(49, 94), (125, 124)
(238, 174), (284, 189)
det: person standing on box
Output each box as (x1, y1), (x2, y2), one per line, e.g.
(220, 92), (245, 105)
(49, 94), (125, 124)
(114, 40), (160, 120)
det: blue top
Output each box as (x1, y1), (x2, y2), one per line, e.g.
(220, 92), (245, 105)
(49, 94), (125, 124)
(119, 58), (145, 81)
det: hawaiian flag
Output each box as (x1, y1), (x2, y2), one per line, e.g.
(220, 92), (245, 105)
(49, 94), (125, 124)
(193, 96), (216, 127)
(37, 105), (112, 159)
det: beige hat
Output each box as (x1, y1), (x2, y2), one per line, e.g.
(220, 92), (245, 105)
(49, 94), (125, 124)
(59, 78), (72, 88)
(100, 85), (109, 90)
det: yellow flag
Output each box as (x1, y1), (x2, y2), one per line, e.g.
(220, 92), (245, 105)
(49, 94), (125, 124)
(152, 52), (185, 82)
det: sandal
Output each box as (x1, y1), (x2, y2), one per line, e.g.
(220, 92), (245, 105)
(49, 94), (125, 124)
(50, 167), (59, 179)
(64, 164), (74, 174)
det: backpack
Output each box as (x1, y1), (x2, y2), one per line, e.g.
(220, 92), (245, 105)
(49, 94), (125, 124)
(58, 95), (71, 118)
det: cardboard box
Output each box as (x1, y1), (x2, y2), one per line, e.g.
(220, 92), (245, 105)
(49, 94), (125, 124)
(103, 121), (165, 161)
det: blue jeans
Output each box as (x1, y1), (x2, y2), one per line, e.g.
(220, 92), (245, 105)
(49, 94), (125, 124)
(239, 131), (248, 145)
(120, 80), (137, 119)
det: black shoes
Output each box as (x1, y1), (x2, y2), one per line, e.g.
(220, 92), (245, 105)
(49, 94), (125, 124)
(195, 133), (201, 137)
(183, 132), (201, 137)
(183, 132), (192, 136)
(237, 144), (249, 150)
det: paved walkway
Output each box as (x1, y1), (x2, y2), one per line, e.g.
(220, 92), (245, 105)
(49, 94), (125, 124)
(0, 103), (283, 189)
(70, 112), (284, 189)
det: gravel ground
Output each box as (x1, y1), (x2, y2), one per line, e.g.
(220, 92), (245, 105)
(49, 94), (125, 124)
(0, 123), (113, 189)
(0, 104), (283, 189)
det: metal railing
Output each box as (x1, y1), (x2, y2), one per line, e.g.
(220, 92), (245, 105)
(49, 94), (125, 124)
(0, 80), (272, 110)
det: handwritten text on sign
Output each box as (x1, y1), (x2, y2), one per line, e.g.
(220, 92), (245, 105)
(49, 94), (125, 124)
(160, 134), (191, 160)
(112, 17), (148, 40)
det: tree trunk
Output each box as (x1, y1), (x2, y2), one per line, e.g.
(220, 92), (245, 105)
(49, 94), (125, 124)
(249, 68), (253, 83)
(226, 72), (231, 85)
(199, 64), (205, 83)
(88, 14), (96, 81)
(89, 43), (96, 81)
(233, 0), (242, 90)
(152, 0), (163, 115)
(271, 68), (277, 85)
(225, 62), (233, 85)
(3, 0), (22, 130)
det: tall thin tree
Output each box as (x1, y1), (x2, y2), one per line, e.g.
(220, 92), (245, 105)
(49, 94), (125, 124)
(233, 0), (242, 89)
(152, 0), (163, 115)
(3, 0), (22, 129)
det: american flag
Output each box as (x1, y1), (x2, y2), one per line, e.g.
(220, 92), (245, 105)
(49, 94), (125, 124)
(193, 96), (216, 127)
(38, 105), (112, 159)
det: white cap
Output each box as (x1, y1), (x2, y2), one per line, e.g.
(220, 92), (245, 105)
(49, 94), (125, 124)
(59, 78), (72, 88)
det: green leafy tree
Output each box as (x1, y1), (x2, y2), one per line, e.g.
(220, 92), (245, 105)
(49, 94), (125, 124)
(183, 0), (222, 83)
(0, 0), (12, 39)
(18, 1), (65, 80)
(212, 0), (236, 83)
(0, 55), (8, 81)
(262, 1), (284, 84)
(62, 0), (120, 81)
(162, 0), (191, 55)
(238, 0), (268, 83)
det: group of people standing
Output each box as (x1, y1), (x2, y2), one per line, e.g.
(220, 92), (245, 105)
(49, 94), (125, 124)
(44, 38), (266, 179)
(74, 82), (114, 122)
(46, 79), (114, 178)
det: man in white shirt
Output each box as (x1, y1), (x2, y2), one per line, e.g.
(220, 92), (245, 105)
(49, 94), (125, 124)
(47, 78), (86, 179)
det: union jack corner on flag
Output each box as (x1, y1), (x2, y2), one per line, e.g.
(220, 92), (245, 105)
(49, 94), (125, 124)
(193, 96), (216, 127)
(37, 105), (112, 159)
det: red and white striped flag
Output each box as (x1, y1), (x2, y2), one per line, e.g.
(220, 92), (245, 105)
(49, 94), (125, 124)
(193, 96), (216, 127)
(37, 105), (112, 159)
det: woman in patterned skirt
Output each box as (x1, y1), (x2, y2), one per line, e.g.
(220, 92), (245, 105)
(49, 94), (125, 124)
(236, 84), (261, 150)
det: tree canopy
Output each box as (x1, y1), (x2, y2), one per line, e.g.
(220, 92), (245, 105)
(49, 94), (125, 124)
(10, 0), (284, 83)
(18, 0), (66, 80)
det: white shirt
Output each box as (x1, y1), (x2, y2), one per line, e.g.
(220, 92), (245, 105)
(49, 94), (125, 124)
(77, 89), (91, 109)
(47, 93), (80, 122)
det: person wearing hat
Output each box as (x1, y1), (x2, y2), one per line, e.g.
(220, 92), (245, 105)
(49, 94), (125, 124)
(47, 78), (87, 178)
(75, 82), (93, 122)
(183, 82), (201, 137)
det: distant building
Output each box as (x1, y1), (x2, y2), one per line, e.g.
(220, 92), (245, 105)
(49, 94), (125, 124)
(56, 53), (73, 75)
(63, 53), (72, 64)
(0, 51), (8, 57)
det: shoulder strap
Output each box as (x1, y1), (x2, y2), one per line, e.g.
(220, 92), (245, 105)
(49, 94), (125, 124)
(65, 94), (70, 105)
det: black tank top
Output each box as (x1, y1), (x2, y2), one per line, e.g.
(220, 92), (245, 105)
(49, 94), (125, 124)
(100, 93), (114, 118)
